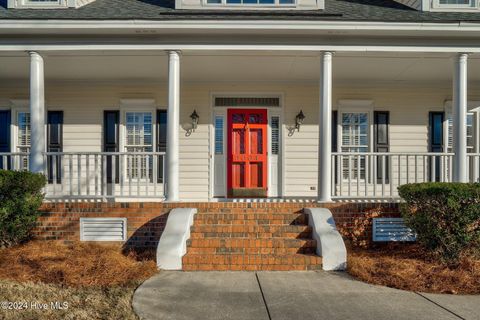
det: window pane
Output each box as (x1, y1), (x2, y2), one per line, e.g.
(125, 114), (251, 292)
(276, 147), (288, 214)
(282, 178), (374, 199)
(439, 0), (472, 5)
(215, 116), (224, 155)
(341, 112), (369, 180)
(271, 116), (280, 155)
(17, 112), (30, 170)
(125, 112), (153, 179)
(447, 113), (475, 153)
(17, 112), (31, 148)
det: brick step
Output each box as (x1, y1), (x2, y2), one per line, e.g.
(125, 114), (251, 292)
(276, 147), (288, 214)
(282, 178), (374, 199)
(196, 209), (304, 214)
(183, 264), (322, 271)
(186, 246), (316, 255)
(191, 224), (311, 233)
(187, 238), (316, 249)
(190, 224), (312, 239)
(182, 253), (322, 271)
(194, 214), (307, 225)
(190, 232), (310, 239)
(195, 212), (305, 219)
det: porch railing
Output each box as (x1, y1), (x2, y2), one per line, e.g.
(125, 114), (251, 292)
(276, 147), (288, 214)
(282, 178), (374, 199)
(2, 152), (479, 201)
(41, 152), (166, 199)
(468, 153), (480, 183)
(331, 152), (456, 199)
(0, 152), (30, 171)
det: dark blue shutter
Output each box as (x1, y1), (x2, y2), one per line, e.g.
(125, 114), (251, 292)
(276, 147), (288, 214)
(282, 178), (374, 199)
(157, 110), (167, 183)
(47, 111), (63, 183)
(0, 110), (11, 170)
(332, 111), (338, 184)
(374, 111), (390, 183)
(429, 112), (444, 181)
(104, 111), (119, 184)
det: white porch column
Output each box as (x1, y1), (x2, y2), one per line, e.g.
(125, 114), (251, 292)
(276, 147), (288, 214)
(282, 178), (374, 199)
(29, 51), (45, 174)
(166, 50), (180, 201)
(452, 53), (468, 182)
(318, 51), (333, 202)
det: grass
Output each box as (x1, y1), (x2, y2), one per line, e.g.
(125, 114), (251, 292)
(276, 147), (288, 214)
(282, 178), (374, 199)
(0, 241), (157, 320)
(347, 244), (480, 295)
(0, 280), (140, 320)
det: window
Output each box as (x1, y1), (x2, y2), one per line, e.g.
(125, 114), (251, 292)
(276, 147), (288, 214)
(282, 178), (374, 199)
(12, 0), (65, 8)
(447, 113), (475, 153)
(17, 112), (30, 170)
(27, 0), (60, 3)
(214, 116), (224, 155)
(438, 0), (475, 6)
(341, 112), (369, 180)
(271, 116), (280, 155)
(206, 0), (296, 6)
(125, 112), (153, 179)
(434, 0), (477, 9)
(8, 0), (95, 9)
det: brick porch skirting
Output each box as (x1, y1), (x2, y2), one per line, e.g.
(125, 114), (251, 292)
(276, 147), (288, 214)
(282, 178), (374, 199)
(35, 202), (401, 249)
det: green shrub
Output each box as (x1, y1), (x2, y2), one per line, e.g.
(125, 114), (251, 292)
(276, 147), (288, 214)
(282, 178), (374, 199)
(398, 183), (480, 262)
(0, 170), (46, 248)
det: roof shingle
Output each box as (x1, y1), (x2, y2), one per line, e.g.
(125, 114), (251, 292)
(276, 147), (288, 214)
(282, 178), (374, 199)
(1, 0), (480, 22)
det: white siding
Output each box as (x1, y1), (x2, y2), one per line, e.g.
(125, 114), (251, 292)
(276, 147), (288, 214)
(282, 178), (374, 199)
(0, 81), (461, 200)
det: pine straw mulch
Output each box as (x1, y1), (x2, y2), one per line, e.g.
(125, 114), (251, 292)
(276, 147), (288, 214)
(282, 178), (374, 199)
(0, 241), (157, 288)
(347, 244), (480, 295)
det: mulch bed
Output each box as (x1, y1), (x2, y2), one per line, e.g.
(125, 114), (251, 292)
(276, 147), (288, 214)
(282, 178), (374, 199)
(0, 241), (157, 287)
(347, 244), (480, 295)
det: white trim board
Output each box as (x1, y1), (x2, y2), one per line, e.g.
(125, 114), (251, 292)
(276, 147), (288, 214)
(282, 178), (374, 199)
(1, 44), (480, 53)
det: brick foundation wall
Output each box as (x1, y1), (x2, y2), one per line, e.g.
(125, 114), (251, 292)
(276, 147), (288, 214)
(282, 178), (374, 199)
(34, 202), (400, 249)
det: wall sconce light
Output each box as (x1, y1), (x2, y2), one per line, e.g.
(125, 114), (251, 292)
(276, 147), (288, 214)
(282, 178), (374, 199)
(295, 110), (305, 131)
(190, 109), (199, 131)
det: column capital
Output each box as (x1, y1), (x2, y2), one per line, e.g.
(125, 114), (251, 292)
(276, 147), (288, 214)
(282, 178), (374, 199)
(166, 50), (182, 57)
(320, 51), (335, 56)
(455, 52), (469, 60)
(28, 51), (43, 60)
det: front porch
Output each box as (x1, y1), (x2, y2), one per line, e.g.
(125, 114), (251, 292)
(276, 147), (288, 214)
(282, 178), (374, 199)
(1, 50), (479, 202)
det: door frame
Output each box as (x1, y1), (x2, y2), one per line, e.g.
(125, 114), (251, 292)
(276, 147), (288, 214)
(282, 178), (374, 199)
(209, 93), (284, 199)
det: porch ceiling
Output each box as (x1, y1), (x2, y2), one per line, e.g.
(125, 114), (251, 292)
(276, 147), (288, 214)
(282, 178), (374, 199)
(1, 51), (480, 84)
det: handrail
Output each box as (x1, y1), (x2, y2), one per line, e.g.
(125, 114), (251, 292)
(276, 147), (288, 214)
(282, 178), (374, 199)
(332, 152), (455, 156)
(43, 151), (166, 156)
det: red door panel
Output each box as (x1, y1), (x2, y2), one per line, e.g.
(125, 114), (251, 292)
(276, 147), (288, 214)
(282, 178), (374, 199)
(227, 109), (268, 197)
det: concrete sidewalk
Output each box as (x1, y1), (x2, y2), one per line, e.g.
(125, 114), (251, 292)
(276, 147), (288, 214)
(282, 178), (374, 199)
(133, 272), (479, 320)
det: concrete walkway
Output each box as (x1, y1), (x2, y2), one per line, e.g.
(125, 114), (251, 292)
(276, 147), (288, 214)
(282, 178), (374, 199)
(133, 272), (480, 320)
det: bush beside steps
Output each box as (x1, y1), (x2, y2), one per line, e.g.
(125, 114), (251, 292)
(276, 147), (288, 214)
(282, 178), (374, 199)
(398, 182), (480, 263)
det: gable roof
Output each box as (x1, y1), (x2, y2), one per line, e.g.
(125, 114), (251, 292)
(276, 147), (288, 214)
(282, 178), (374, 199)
(1, 0), (480, 22)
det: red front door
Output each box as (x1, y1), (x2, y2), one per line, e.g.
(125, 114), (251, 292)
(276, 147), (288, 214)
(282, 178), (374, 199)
(227, 109), (268, 198)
